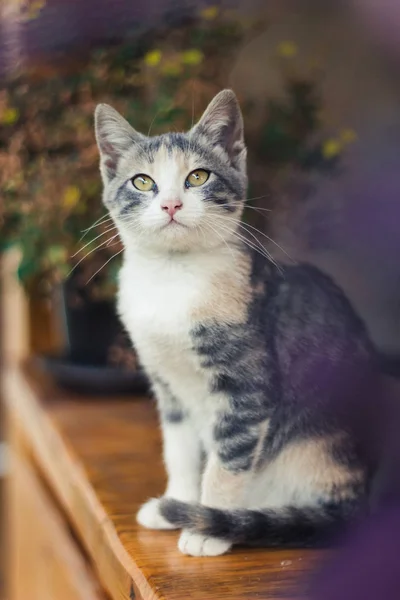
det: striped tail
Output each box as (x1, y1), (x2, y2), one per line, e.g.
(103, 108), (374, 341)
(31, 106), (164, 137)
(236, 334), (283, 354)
(160, 499), (360, 547)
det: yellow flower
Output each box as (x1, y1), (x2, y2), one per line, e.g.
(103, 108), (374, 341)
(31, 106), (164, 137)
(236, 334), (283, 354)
(1, 107), (20, 125)
(144, 50), (162, 67)
(322, 139), (342, 159)
(63, 186), (81, 209)
(277, 41), (298, 58)
(160, 60), (183, 77)
(47, 245), (67, 265)
(340, 128), (357, 144)
(201, 6), (219, 20)
(181, 49), (204, 66)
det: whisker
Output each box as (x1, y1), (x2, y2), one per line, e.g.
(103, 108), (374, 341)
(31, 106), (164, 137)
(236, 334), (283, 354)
(246, 207), (272, 213)
(237, 224), (282, 271)
(79, 211), (139, 245)
(86, 248), (124, 285)
(147, 109), (161, 137)
(203, 217), (273, 265)
(205, 215), (281, 270)
(238, 221), (293, 262)
(80, 214), (113, 240)
(191, 82), (196, 130)
(105, 232), (121, 247)
(208, 210), (289, 261)
(81, 213), (110, 232)
(229, 203), (272, 213)
(72, 225), (117, 257)
(225, 203), (272, 217)
(67, 235), (120, 277)
(244, 194), (272, 204)
(201, 220), (236, 262)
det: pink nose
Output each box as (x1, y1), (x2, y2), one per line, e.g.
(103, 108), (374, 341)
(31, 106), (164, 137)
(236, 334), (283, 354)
(161, 199), (183, 217)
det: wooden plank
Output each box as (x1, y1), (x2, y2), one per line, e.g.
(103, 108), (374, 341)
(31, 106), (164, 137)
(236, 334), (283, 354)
(3, 363), (327, 600)
(8, 438), (107, 599)
(0, 248), (29, 364)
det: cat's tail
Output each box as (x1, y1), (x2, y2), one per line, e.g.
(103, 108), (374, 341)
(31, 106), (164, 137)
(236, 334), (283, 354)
(160, 499), (359, 547)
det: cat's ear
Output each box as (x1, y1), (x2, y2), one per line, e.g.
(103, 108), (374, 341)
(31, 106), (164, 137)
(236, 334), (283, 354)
(191, 89), (246, 172)
(94, 104), (144, 182)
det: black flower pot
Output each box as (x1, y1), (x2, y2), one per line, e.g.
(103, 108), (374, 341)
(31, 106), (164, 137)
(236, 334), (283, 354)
(41, 271), (149, 396)
(61, 285), (119, 367)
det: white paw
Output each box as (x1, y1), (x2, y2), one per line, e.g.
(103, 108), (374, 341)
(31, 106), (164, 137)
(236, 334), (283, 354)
(137, 498), (178, 530)
(178, 530), (232, 557)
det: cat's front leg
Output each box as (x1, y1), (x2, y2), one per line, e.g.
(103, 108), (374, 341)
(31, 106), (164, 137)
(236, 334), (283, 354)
(137, 380), (201, 530)
(178, 412), (269, 555)
(178, 451), (254, 555)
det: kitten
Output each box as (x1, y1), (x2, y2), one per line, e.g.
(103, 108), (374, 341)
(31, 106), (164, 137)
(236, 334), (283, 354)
(94, 90), (381, 557)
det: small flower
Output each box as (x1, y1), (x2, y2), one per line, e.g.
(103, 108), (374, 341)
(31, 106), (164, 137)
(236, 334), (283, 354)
(322, 139), (342, 159)
(160, 60), (183, 77)
(144, 50), (162, 67)
(181, 49), (204, 66)
(47, 245), (67, 265)
(277, 41), (298, 58)
(340, 128), (357, 144)
(63, 185), (81, 209)
(1, 107), (20, 125)
(201, 6), (219, 20)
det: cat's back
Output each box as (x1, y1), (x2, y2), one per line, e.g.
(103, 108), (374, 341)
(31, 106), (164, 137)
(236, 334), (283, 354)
(270, 263), (372, 344)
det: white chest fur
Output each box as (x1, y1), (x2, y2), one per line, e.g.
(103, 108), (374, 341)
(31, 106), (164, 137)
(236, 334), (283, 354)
(118, 251), (206, 355)
(117, 249), (231, 428)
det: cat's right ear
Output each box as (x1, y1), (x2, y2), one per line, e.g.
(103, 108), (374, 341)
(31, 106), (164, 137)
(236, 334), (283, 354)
(191, 89), (246, 173)
(94, 104), (144, 183)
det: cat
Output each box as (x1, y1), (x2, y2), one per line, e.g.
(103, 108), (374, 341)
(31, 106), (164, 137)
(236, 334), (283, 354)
(94, 89), (382, 557)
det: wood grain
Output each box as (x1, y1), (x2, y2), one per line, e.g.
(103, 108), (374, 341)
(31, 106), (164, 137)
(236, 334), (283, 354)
(4, 364), (328, 600)
(8, 427), (107, 599)
(0, 249), (30, 364)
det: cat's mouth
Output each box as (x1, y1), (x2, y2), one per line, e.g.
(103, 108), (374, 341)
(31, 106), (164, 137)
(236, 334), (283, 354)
(161, 219), (187, 230)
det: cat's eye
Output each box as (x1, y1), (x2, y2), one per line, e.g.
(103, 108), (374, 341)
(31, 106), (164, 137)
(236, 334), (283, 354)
(185, 169), (210, 188)
(132, 174), (155, 192)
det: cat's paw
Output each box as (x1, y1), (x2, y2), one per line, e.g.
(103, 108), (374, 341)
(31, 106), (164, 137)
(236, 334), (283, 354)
(137, 498), (178, 530)
(178, 530), (232, 557)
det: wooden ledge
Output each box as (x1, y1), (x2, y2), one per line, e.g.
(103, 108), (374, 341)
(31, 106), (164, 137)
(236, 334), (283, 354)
(3, 363), (325, 599)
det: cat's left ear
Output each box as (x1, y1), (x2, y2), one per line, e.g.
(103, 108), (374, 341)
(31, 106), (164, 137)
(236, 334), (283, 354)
(191, 89), (246, 173)
(94, 104), (144, 183)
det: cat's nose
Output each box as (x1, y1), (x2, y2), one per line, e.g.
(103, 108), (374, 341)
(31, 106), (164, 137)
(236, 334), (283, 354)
(161, 199), (183, 217)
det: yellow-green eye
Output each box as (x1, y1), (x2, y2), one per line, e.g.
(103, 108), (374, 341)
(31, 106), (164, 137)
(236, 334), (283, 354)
(186, 169), (210, 188)
(132, 174), (155, 192)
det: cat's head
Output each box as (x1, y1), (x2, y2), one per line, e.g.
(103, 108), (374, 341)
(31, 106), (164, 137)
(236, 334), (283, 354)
(94, 89), (247, 253)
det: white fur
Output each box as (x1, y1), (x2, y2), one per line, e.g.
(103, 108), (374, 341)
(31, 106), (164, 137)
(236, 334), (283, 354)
(118, 246), (233, 449)
(163, 420), (202, 501)
(137, 498), (177, 530)
(136, 419), (201, 531)
(178, 531), (232, 557)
